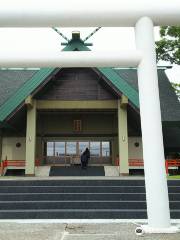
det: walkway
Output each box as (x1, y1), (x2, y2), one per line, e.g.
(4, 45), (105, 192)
(0, 221), (179, 240)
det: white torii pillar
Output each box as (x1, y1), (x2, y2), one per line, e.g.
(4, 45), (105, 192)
(135, 17), (172, 232)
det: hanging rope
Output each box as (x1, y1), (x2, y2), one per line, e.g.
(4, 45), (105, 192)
(83, 27), (102, 42)
(52, 27), (70, 42)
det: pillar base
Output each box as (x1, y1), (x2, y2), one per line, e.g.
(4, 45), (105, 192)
(120, 173), (129, 176)
(135, 225), (180, 235)
(25, 174), (35, 177)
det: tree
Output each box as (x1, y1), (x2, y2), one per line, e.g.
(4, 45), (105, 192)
(156, 27), (180, 101)
(171, 82), (180, 101)
(156, 26), (180, 65)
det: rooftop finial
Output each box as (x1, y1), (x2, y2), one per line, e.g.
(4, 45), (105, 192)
(72, 31), (80, 40)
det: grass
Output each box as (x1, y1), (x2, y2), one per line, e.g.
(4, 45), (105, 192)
(167, 175), (180, 179)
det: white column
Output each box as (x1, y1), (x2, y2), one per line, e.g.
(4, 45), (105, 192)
(135, 17), (170, 228)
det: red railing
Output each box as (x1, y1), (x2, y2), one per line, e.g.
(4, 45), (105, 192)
(1, 158), (180, 176)
(165, 159), (180, 175)
(115, 158), (144, 167)
(0, 159), (40, 176)
(128, 159), (144, 167)
(115, 158), (180, 175)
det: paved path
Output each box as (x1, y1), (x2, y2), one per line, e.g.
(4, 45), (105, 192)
(0, 221), (180, 240)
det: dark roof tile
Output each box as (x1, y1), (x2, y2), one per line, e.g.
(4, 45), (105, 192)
(0, 69), (38, 106)
(114, 68), (180, 122)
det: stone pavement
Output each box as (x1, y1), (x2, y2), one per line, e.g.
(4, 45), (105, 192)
(0, 221), (180, 240)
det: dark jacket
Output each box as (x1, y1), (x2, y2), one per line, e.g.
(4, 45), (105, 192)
(81, 149), (90, 163)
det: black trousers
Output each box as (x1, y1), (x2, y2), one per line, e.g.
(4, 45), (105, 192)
(81, 160), (87, 168)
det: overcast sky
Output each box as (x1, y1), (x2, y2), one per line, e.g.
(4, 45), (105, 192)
(0, 26), (179, 83)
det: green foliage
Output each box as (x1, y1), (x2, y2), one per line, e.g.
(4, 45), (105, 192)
(171, 82), (180, 101)
(156, 26), (180, 65)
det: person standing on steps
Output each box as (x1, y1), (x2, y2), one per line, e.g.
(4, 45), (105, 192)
(84, 147), (90, 168)
(81, 148), (90, 169)
(81, 151), (86, 169)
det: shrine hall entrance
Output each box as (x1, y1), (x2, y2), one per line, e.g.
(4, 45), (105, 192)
(44, 140), (111, 166)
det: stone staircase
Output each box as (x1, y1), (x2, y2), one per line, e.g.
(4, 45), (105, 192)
(0, 179), (179, 219)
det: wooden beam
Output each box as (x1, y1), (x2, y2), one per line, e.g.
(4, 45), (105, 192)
(25, 95), (33, 108)
(36, 100), (118, 110)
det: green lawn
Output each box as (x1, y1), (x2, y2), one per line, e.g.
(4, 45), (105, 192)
(167, 175), (180, 179)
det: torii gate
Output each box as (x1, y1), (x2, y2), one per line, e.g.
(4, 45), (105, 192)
(0, 0), (180, 234)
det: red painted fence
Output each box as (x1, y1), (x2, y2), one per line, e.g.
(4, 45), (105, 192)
(0, 158), (180, 176)
(115, 158), (180, 175)
(0, 159), (40, 175)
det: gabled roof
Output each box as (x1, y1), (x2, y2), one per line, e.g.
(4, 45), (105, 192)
(0, 69), (38, 106)
(99, 68), (139, 107)
(0, 36), (179, 125)
(0, 68), (55, 122)
(115, 68), (180, 122)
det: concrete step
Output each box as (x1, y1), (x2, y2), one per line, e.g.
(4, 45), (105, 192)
(0, 185), (179, 193)
(0, 209), (179, 219)
(0, 209), (180, 219)
(0, 179), (179, 187)
(0, 209), (148, 219)
(0, 192), (147, 201)
(0, 200), (179, 210)
(0, 180), (146, 186)
(0, 186), (147, 193)
(0, 179), (179, 219)
(0, 200), (148, 210)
